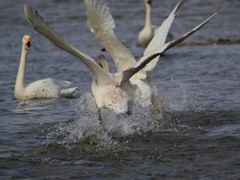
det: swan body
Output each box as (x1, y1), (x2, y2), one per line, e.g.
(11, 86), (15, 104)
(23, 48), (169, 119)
(14, 35), (78, 100)
(24, 1), (223, 113)
(92, 81), (129, 113)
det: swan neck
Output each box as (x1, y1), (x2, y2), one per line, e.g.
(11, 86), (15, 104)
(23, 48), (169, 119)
(145, 2), (152, 28)
(99, 60), (110, 73)
(15, 45), (27, 91)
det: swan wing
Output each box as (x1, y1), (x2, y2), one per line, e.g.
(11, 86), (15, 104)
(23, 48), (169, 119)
(122, 2), (223, 82)
(85, 0), (115, 33)
(143, 0), (186, 72)
(24, 3), (112, 86)
(84, 0), (136, 72)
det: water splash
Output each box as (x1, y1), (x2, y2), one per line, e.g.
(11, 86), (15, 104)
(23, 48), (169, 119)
(46, 92), (168, 145)
(164, 81), (197, 112)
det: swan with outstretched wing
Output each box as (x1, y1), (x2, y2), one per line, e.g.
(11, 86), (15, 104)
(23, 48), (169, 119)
(84, 0), (223, 106)
(24, 1), (223, 113)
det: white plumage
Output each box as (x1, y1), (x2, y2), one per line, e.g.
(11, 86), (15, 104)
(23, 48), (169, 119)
(23, 0), (223, 113)
(14, 35), (78, 100)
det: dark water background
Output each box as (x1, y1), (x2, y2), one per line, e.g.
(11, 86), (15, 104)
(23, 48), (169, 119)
(0, 0), (240, 179)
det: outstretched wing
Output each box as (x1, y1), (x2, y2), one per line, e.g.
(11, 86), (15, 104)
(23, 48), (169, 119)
(122, 1), (224, 82)
(143, 0), (186, 72)
(24, 3), (112, 86)
(85, 0), (115, 35)
(84, 0), (136, 72)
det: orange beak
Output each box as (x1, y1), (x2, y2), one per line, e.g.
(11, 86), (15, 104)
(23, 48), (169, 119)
(25, 38), (31, 51)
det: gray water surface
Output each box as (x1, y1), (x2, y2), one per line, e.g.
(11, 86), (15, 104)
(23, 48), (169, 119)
(1, 0), (240, 179)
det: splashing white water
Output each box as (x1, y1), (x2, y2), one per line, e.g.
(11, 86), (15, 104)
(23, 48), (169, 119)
(45, 92), (168, 145)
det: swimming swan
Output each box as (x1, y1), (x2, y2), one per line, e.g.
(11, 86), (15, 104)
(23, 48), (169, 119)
(138, 0), (185, 48)
(14, 35), (78, 100)
(24, 2), (222, 113)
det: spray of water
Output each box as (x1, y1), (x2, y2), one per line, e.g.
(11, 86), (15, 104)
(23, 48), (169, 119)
(46, 92), (166, 143)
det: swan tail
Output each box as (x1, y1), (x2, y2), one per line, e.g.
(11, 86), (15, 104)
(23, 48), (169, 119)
(60, 86), (78, 98)
(143, 0), (186, 72)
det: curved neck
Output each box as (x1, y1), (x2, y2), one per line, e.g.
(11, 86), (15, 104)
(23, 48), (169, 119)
(15, 45), (27, 91)
(98, 55), (110, 73)
(145, 2), (152, 29)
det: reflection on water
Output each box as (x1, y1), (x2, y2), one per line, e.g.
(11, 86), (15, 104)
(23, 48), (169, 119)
(14, 99), (58, 112)
(0, 0), (240, 179)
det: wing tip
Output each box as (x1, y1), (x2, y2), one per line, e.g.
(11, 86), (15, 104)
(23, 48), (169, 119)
(216, 0), (225, 13)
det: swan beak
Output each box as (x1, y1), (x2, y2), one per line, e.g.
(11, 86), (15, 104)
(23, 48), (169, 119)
(146, 0), (151, 5)
(25, 39), (31, 51)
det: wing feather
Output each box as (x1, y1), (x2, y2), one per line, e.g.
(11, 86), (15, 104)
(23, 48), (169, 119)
(84, 0), (136, 72)
(143, 0), (186, 72)
(122, 1), (223, 82)
(24, 3), (111, 86)
(85, 0), (115, 34)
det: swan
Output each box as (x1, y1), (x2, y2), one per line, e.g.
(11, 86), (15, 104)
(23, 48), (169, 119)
(85, 0), (158, 106)
(85, 0), (221, 107)
(24, 1), (223, 114)
(138, 0), (155, 48)
(14, 35), (78, 100)
(138, 0), (185, 48)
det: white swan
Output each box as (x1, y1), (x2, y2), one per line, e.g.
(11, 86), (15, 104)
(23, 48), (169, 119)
(85, 0), (157, 106)
(138, 0), (185, 48)
(138, 0), (155, 48)
(24, 1), (222, 114)
(85, 0), (221, 107)
(14, 35), (78, 100)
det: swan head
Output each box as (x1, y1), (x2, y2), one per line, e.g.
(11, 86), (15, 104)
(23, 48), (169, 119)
(22, 35), (31, 51)
(146, 0), (151, 5)
(98, 55), (110, 73)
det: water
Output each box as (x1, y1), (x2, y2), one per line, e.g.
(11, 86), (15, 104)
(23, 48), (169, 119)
(1, 0), (240, 179)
